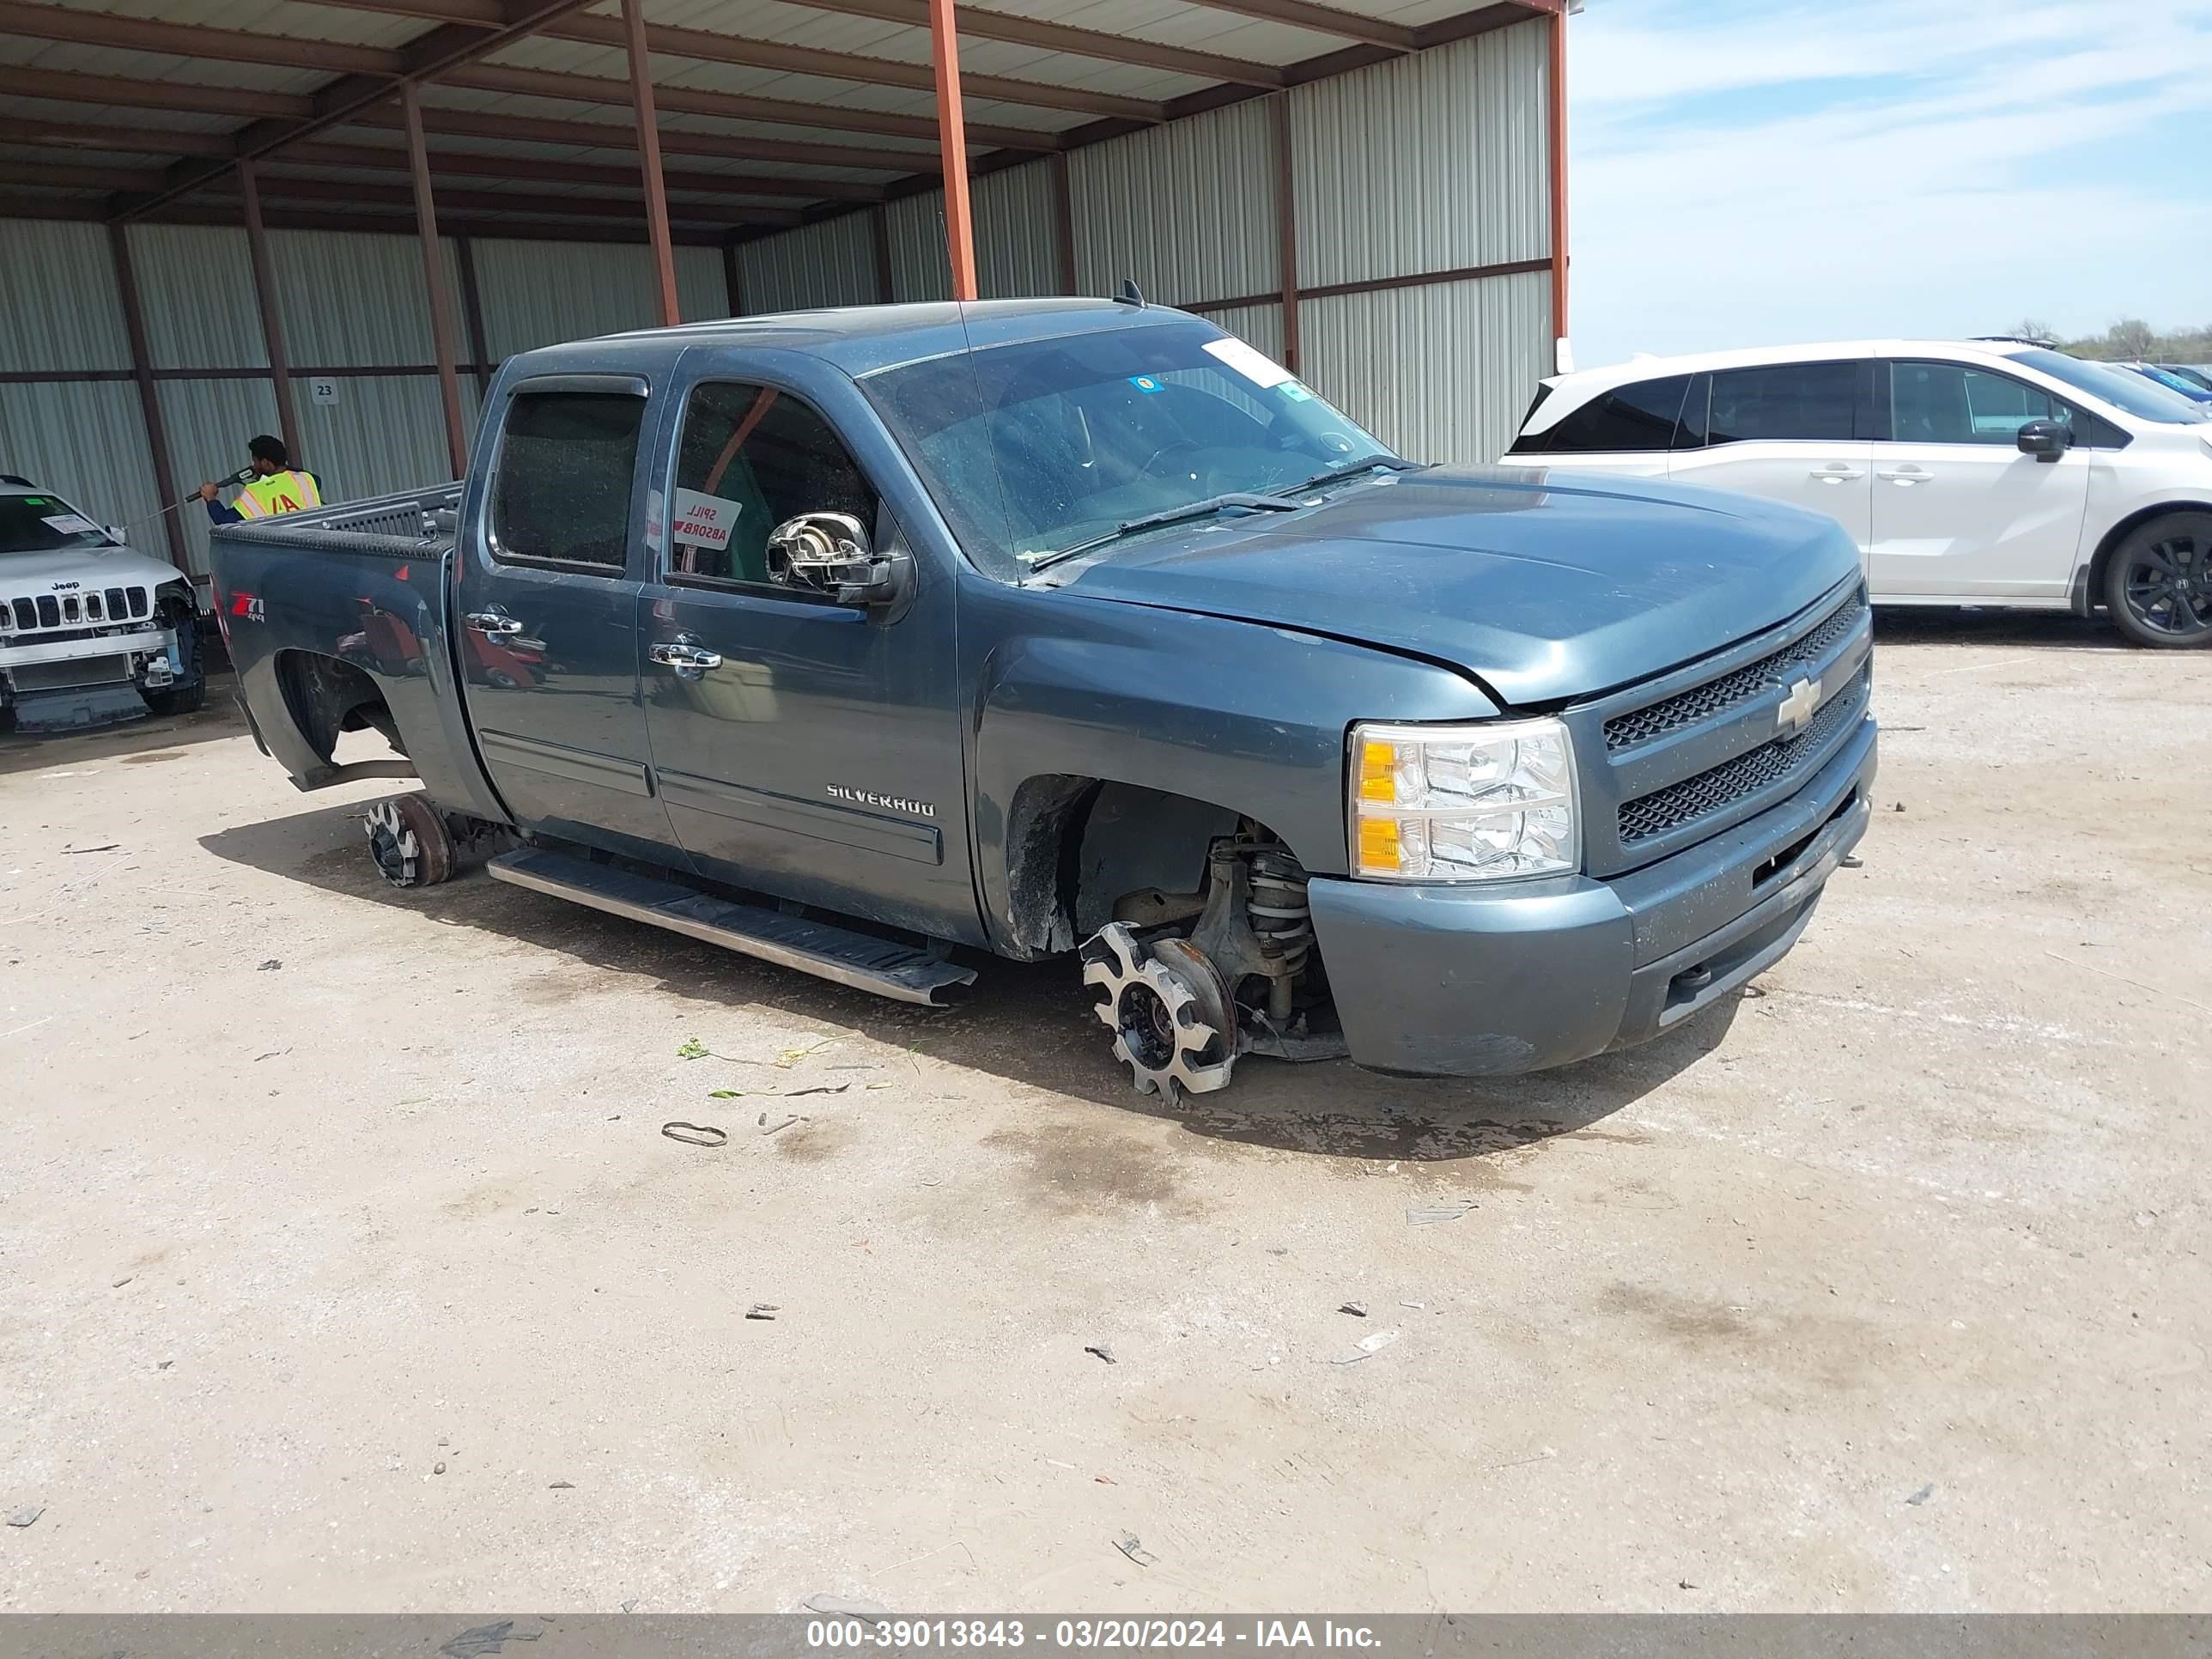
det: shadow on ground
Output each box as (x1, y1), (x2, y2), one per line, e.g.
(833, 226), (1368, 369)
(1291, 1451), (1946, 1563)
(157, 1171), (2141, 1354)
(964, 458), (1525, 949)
(1871, 607), (2130, 650)
(0, 672), (246, 777)
(201, 796), (1740, 1165)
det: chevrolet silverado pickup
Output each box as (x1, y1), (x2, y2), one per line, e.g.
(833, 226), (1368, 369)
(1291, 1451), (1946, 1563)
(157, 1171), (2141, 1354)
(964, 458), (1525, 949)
(210, 300), (1877, 1099)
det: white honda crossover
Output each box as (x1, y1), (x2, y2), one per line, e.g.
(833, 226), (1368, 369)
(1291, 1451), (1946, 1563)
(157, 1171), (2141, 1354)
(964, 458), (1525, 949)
(1507, 339), (2212, 647)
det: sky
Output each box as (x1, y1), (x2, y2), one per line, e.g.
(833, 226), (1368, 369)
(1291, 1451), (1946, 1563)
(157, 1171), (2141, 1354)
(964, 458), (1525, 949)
(1565, 0), (2212, 369)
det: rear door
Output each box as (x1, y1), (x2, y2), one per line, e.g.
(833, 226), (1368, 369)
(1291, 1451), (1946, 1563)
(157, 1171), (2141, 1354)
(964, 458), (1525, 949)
(635, 354), (974, 939)
(1667, 359), (1875, 556)
(1867, 359), (2091, 600)
(454, 373), (678, 862)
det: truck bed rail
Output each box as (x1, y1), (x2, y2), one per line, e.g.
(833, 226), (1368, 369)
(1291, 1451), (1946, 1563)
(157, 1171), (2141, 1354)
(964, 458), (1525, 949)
(210, 482), (461, 562)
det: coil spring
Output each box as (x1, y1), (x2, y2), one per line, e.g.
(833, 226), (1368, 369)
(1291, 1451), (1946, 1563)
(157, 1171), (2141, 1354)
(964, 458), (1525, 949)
(1245, 849), (1312, 975)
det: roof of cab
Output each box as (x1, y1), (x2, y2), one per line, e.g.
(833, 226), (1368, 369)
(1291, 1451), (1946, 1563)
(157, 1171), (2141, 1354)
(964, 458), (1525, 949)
(512, 297), (1191, 382)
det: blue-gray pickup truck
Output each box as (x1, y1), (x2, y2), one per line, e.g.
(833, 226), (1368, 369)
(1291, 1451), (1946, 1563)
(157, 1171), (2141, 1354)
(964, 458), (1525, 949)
(210, 299), (1876, 1100)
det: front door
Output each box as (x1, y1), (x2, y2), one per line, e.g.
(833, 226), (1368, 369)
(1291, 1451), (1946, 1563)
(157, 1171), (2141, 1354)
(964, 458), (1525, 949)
(1668, 360), (1875, 556)
(636, 366), (973, 940)
(454, 374), (678, 862)
(1868, 360), (2091, 600)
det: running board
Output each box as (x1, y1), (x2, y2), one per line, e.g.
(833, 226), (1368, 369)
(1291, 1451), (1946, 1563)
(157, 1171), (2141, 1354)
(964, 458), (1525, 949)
(486, 848), (975, 1006)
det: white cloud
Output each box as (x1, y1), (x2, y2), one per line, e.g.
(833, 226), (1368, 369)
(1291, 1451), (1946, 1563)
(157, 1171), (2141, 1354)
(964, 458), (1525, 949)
(1566, 0), (2212, 368)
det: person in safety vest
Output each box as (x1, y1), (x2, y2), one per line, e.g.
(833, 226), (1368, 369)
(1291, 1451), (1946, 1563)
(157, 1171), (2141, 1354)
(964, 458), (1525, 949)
(199, 434), (325, 524)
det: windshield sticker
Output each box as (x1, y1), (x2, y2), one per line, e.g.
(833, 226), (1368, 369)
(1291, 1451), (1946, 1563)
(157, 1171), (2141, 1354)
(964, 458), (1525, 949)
(1127, 375), (1164, 393)
(24, 496), (50, 507)
(1279, 382), (1316, 402)
(671, 488), (742, 550)
(1202, 337), (1294, 389)
(40, 513), (97, 536)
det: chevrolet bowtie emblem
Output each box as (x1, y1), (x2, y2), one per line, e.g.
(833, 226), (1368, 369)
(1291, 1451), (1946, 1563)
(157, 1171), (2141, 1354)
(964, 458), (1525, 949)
(1776, 675), (1820, 738)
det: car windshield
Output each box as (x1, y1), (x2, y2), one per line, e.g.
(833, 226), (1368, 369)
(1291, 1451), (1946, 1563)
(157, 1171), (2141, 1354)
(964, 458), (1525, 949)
(862, 318), (1401, 580)
(2007, 349), (2211, 423)
(0, 492), (115, 554)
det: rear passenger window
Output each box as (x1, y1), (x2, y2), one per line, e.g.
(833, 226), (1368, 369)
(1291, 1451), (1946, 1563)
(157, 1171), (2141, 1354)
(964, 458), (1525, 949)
(1521, 374), (1689, 453)
(1708, 362), (1856, 444)
(490, 392), (643, 568)
(669, 383), (877, 586)
(1890, 361), (2060, 445)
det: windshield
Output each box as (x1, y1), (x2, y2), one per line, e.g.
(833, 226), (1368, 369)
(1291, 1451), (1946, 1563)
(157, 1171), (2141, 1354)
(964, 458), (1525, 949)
(0, 493), (115, 555)
(2007, 349), (2211, 423)
(862, 318), (1400, 580)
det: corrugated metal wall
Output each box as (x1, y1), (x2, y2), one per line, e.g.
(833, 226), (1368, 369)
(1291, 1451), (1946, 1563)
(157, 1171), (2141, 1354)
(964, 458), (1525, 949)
(1301, 267), (1551, 466)
(737, 215), (879, 314)
(474, 240), (728, 359)
(886, 196), (948, 305)
(1289, 25), (1548, 291)
(0, 214), (735, 582)
(886, 161), (1064, 306)
(1068, 98), (1279, 307)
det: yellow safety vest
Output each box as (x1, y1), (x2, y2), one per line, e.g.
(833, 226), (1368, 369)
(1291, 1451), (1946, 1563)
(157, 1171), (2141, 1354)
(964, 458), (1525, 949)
(234, 469), (323, 520)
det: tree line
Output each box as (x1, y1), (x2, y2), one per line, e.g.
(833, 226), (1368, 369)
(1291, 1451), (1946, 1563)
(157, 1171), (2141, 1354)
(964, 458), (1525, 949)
(2006, 319), (2212, 363)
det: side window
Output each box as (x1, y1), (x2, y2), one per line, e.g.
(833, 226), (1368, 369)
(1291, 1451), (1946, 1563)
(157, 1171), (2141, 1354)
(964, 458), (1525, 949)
(1707, 362), (1856, 444)
(1527, 374), (1690, 453)
(1889, 361), (2060, 446)
(670, 383), (878, 586)
(490, 392), (644, 568)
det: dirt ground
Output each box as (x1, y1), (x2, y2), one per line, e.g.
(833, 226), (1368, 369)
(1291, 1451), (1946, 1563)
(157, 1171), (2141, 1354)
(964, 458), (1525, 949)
(2, 611), (2207, 1613)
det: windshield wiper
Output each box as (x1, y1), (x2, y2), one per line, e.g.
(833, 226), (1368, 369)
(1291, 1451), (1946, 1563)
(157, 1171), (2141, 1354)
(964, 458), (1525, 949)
(1023, 491), (1303, 574)
(1288, 455), (1424, 495)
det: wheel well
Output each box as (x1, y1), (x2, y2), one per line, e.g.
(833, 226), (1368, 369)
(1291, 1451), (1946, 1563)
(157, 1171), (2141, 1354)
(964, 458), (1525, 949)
(1000, 776), (1255, 960)
(274, 650), (400, 763)
(2081, 501), (2212, 614)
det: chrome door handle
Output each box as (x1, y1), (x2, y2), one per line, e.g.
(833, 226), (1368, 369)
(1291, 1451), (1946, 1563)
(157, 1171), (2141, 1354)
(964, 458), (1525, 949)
(464, 610), (524, 635)
(1876, 466), (1933, 484)
(649, 641), (722, 670)
(1810, 464), (1865, 482)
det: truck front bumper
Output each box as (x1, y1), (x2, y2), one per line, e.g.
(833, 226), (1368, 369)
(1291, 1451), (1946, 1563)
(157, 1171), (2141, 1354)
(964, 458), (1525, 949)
(1308, 714), (1878, 1077)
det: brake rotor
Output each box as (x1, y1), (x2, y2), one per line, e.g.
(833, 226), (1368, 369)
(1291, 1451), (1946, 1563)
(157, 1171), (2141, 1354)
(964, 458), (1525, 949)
(1080, 923), (1237, 1103)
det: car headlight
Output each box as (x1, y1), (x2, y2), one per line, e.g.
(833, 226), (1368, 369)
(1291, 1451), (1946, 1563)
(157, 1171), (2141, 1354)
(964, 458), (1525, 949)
(1349, 717), (1580, 881)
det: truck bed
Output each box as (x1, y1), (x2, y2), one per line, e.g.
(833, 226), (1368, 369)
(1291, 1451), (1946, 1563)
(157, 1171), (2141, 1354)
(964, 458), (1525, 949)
(209, 483), (507, 823)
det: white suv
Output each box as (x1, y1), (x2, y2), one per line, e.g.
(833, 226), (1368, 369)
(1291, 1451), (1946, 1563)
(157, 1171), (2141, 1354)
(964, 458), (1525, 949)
(1507, 340), (2212, 648)
(1, 477), (206, 732)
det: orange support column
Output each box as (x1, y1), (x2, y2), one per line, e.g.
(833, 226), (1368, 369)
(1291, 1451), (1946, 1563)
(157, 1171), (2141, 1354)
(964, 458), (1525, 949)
(1547, 3), (1570, 364)
(927, 0), (978, 301)
(402, 82), (471, 478)
(623, 0), (683, 327)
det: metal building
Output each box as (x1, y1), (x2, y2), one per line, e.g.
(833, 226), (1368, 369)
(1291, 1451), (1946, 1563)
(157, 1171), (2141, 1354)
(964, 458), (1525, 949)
(0, 0), (1571, 586)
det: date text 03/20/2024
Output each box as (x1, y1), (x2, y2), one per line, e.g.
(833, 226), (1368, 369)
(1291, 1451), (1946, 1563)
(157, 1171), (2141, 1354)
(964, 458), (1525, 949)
(805, 1621), (1382, 1650)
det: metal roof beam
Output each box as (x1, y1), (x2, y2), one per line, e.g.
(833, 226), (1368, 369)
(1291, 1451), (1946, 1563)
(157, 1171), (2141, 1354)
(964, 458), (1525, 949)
(443, 62), (1060, 153)
(2, 69), (316, 122)
(283, 139), (889, 201)
(107, 0), (608, 220)
(792, 0), (1284, 88)
(0, 161), (168, 193)
(0, 191), (721, 245)
(1151, 0), (1416, 50)
(242, 172), (803, 227)
(542, 14), (1166, 122)
(349, 102), (945, 173)
(0, 0), (404, 76)
(0, 114), (236, 158)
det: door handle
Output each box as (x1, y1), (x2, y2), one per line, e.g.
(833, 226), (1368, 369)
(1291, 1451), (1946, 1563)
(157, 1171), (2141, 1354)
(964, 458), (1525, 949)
(649, 640), (723, 671)
(1809, 464), (1865, 482)
(1876, 466), (1933, 484)
(464, 610), (524, 635)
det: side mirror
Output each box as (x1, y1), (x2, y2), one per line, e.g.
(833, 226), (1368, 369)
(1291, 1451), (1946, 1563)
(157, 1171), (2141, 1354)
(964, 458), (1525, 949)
(767, 512), (914, 617)
(2016, 418), (2069, 462)
(105, 526), (127, 543)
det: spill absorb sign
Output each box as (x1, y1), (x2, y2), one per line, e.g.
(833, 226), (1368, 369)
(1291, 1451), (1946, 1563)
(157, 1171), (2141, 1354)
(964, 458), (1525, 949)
(672, 488), (742, 551)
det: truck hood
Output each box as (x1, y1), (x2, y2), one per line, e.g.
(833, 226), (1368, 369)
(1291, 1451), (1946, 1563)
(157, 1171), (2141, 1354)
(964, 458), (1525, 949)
(0, 544), (183, 595)
(1054, 466), (1860, 706)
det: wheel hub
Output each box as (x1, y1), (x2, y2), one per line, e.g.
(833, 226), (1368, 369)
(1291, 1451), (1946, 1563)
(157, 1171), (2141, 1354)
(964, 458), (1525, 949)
(1080, 924), (1237, 1103)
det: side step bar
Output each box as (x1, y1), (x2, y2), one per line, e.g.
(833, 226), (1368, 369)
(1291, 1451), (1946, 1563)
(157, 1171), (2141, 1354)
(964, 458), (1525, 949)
(486, 848), (975, 1006)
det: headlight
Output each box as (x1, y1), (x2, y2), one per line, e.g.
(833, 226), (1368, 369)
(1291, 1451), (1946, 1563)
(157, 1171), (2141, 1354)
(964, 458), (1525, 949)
(1349, 717), (1580, 881)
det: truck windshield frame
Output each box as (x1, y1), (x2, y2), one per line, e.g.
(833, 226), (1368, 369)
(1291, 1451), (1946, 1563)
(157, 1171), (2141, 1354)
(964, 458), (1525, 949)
(860, 319), (1401, 583)
(1, 493), (118, 555)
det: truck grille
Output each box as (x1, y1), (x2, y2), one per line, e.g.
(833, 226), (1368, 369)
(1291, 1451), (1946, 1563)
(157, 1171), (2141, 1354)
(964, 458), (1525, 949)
(1564, 576), (1874, 878)
(1604, 588), (1866, 752)
(1618, 665), (1871, 845)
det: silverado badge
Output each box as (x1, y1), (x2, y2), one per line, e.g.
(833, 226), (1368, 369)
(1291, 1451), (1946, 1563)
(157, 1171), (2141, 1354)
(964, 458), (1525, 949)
(1776, 675), (1820, 739)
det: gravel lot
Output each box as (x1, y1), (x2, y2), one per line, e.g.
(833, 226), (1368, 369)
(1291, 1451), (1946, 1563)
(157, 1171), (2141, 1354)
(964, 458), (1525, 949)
(2, 611), (2206, 1613)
